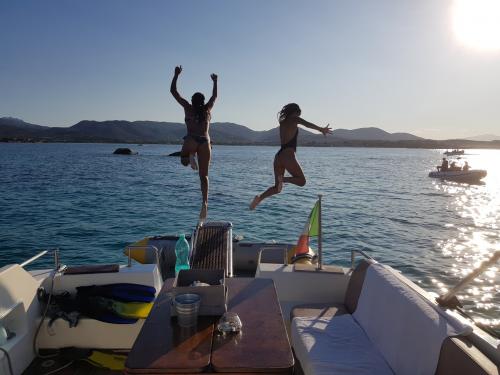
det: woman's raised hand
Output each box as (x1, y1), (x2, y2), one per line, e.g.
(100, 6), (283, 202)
(174, 66), (182, 75)
(321, 124), (333, 136)
(211, 73), (218, 81)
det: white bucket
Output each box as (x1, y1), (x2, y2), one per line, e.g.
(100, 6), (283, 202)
(174, 293), (201, 327)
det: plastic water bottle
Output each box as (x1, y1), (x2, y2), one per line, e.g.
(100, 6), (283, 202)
(175, 234), (190, 275)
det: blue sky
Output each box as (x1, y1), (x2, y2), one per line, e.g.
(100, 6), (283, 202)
(1, 0), (499, 139)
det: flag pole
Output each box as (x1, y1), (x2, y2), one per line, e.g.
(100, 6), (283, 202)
(317, 194), (323, 270)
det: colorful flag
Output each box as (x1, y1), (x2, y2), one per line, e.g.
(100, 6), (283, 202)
(294, 200), (320, 256)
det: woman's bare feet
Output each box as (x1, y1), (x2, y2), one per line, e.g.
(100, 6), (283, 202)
(199, 201), (208, 221)
(250, 176), (284, 210)
(189, 154), (198, 170)
(249, 195), (261, 210)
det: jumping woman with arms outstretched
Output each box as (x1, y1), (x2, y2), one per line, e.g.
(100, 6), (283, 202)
(170, 65), (217, 220)
(249, 103), (332, 210)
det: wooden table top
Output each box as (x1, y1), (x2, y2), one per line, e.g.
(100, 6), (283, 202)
(125, 278), (293, 374)
(125, 287), (214, 374)
(211, 278), (294, 373)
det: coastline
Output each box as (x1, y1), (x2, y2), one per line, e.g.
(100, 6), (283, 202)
(2, 138), (500, 149)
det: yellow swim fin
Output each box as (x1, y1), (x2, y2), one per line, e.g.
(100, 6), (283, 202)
(110, 299), (153, 319)
(85, 350), (127, 370)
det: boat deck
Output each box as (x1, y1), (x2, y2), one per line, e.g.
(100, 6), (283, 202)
(23, 350), (125, 375)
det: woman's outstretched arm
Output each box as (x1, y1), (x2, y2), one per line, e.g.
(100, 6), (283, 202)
(207, 73), (218, 109)
(170, 66), (189, 108)
(297, 117), (332, 136)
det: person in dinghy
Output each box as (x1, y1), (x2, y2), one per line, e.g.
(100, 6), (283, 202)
(170, 65), (217, 220)
(249, 103), (332, 210)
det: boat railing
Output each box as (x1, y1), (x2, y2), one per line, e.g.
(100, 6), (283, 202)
(125, 245), (160, 268)
(19, 248), (60, 269)
(437, 251), (500, 308)
(350, 249), (375, 269)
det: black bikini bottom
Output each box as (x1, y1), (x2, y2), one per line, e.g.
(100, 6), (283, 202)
(184, 134), (209, 145)
(276, 146), (296, 157)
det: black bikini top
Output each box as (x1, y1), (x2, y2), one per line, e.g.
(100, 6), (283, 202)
(280, 129), (299, 151)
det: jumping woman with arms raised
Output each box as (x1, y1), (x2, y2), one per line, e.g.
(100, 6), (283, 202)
(249, 103), (332, 210)
(170, 65), (217, 220)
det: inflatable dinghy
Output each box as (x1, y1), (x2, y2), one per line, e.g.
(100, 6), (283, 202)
(443, 150), (465, 156)
(428, 169), (487, 182)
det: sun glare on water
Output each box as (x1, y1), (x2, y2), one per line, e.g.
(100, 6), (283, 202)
(435, 150), (500, 331)
(452, 0), (500, 51)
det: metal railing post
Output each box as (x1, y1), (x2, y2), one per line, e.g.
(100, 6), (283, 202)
(53, 248), (60, 270)
(228, 223), (233, 277)
(437, 251), (500, 306)
(350, 250), (375, 269)
(20, 250), (49, 268)
(317, 195), (323, 270)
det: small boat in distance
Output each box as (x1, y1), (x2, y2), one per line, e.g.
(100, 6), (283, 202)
(429, 169), (487, 183)
(444, 149), (465, 156)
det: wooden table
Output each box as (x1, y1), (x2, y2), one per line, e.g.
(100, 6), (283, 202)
(125, 278), (294, 374)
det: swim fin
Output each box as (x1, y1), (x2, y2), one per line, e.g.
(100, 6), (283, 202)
(83, 296), (153, 319)
(76, 283), (156, 303)
(107, 298), (153, 319)
(85, 350), (127, 370)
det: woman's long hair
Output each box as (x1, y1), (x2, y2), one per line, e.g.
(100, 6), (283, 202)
(191, 92), (209, 123)
(278, 103), (301, 122)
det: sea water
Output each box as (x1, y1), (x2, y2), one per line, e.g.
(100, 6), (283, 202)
(0, 143), (498, 331)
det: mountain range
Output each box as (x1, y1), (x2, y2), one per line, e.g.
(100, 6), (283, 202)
(0, 117), (421, 144)
(465, 134), (500, 142)
(1, 117), (499, 149)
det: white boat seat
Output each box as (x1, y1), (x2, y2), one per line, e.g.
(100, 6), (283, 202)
(292, 261), (497, 375)
(292, 314), (394, 375)
(290, 259), (371, 321)
(290, 303), (348, 321)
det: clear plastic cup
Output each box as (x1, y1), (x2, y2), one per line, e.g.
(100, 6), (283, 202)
(174, 293), (201, 327)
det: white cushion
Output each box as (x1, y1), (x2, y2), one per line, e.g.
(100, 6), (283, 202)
(353, 264), (471, 375)
(292, 314), (394, 375)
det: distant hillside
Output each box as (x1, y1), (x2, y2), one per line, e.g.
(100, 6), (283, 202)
(0, 117), (50, 138)
(466, 134), (500, 142)
(331, 127), (422, 141)
(2, 117), (500, 149)
(0, 117), (421, 143)
(0, 117), (49, 130)
(0, 118), (187, 143)
(69, 120), (186, 143)
(210, 122), (263, 143)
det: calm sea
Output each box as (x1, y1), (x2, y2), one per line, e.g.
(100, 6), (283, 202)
(1, 143), (499, 330)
